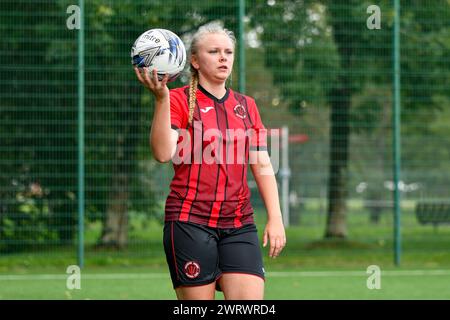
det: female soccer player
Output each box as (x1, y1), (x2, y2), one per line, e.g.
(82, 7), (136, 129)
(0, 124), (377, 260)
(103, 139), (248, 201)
(134, 25), (286, 300)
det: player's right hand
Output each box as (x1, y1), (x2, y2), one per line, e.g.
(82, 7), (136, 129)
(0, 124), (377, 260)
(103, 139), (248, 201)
(134, 67), (169, 101)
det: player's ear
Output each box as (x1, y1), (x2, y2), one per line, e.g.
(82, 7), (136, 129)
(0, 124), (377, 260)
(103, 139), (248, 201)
(190, 55), (199, 70)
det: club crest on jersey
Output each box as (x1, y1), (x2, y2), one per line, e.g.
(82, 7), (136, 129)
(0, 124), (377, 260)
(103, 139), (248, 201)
(184, 261), (200, 279)
(234, 104), (247, 119)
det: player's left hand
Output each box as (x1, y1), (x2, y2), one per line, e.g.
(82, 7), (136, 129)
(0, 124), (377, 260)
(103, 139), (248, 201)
(263, 215), (286, 258)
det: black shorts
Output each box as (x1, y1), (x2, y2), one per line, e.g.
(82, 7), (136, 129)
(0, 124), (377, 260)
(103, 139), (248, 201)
(163, 220), (265, 289)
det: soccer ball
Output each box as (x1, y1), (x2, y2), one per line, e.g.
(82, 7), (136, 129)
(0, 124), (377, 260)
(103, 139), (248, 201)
(131, 28), (186, 82)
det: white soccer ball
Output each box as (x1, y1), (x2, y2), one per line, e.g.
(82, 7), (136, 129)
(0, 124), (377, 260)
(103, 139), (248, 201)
(131, 28), (186, 82)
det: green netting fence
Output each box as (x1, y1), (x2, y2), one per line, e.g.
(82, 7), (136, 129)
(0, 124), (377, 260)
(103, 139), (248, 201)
(1, 0), (449, 269)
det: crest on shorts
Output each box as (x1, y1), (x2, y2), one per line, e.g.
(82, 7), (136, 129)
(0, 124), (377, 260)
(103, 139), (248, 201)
(184, 261), (201, 279)
(234, 104), (247, 119)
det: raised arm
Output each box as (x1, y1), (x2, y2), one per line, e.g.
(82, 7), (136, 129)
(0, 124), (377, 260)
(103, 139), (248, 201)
(134, 67), (178, 162)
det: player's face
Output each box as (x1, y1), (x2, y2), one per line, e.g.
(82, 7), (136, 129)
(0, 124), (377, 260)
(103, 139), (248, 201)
(192, 33), (234, 84)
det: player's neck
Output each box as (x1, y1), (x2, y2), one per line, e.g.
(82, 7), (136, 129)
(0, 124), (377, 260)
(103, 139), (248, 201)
(198, 79), (227, 100)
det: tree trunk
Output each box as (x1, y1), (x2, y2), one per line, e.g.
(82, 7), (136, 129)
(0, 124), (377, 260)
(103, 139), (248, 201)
(325, 86), (350, 238)
(324, 1), (355, 238)
(99, 172), (129, 248)
(97, 103), (138, 248)
(98, 126), (135, 249)
(368, 95), (390, 224)
(97, 69), (140, 248)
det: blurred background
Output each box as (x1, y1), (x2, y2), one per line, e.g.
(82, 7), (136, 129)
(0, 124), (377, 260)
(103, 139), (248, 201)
(0, 0), (449, 299)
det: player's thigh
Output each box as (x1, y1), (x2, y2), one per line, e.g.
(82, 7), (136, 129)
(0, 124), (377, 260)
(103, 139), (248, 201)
(218, 273), (264, 300)
(175, 282), (216, 300)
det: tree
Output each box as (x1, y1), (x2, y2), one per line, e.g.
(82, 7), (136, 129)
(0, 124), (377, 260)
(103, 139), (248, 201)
(248, 0), (450, 238)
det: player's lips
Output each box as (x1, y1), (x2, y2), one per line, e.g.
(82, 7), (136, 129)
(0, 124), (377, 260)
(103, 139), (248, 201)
(218, 65), (228, 71)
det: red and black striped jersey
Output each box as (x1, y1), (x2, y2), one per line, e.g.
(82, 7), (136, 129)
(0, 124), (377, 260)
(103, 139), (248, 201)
(165, 84), (267, 228)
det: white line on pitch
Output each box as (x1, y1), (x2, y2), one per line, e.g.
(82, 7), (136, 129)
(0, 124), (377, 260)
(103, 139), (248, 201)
(268, 270), (450, 277)
(1, 270), (450, 281)
(0, 273), (167, 281)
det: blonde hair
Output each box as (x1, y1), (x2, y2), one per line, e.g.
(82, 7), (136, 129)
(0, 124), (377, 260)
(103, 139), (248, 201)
(188, 24), (236, 125)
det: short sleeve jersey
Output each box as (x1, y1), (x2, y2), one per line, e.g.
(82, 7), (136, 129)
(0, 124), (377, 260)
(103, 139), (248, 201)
(165, 84), (267, 228)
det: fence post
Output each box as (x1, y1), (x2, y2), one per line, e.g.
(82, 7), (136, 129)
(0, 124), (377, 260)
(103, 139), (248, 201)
(280, 126), (290, 227)
(77, 0), (85, 269)
(392, 0), (402, 266)
(238, 0), (245, 93)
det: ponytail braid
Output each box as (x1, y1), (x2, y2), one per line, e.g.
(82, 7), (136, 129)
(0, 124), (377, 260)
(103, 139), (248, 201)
(188, 70), (198, 126)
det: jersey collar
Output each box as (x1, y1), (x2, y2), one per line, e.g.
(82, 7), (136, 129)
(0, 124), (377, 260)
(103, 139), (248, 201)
(198, 84), (230, 104)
